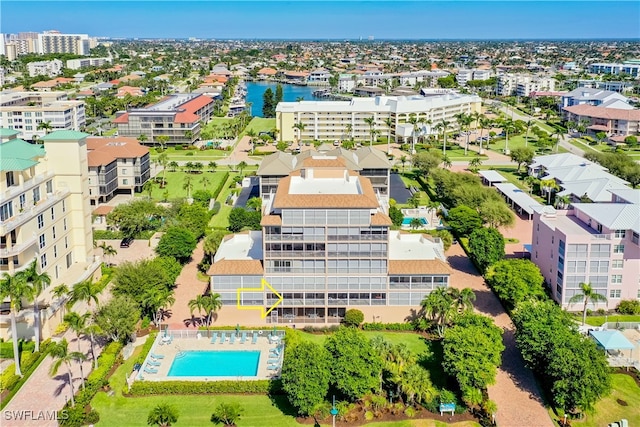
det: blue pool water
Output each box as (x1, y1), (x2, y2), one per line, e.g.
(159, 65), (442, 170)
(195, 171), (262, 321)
(167, 351), (260, 377)
(402, 217), (428, 226)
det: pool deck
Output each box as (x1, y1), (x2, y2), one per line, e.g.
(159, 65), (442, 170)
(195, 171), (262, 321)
(136, 332), (283, 382)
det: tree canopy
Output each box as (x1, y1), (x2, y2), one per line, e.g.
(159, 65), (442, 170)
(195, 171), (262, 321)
(446, 205), (483, 237)
(94, 295), (140, 343)
(155, 227), (197, 263)
(281, 341), (332, 415)
(412, 151), (442, 177)
(486, 259), (545, 309)
(468, 227), (505, 273)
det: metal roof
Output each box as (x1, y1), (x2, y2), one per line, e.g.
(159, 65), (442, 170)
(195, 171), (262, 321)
(478, 170), (508, 183)
(40, 130), (89, 141)
(493, 183), (543, 215)
(589, 330), (635, 350)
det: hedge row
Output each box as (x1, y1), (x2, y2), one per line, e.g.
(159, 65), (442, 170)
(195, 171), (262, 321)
(1, 340), (53, 409)
(211, 171), (230, 201)
(361, 322), (414, 331)
(128, 379), (283, 396)
(59, 341), (124, 427)
(135, 333), (157, 366)
(0, 340), (35, 359)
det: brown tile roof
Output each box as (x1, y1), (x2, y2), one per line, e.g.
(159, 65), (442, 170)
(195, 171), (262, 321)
(87, 150), (117, 167)
(370, 212), (393, 226)
(388, 259), (453, 275)
(92, 205), (114, 216)
(564, 104), (640, 121)
(260, 215), (282, 226)
(301, 157), (346, 168)
(86, 137), (149, 164)
(207, 259), (264, 275)
(272, 175), (379, 209)
(258, 67), (278, 75)
(174, 95), (213, 123)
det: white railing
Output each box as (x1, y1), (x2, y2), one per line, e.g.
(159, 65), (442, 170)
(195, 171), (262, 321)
(0, 234), (37, 257)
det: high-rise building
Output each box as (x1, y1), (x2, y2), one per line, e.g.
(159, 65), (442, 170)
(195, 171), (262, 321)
(0, 129), (99, 340)
(37, 32), (92, 55)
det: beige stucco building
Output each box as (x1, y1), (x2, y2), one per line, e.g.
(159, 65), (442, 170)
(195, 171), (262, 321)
(0, 129), (99, 341)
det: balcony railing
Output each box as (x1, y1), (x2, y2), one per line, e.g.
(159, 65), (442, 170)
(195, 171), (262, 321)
(0, 189), (70, 235)
(1, 172), (54, 202)
(0, 235), (37, 257)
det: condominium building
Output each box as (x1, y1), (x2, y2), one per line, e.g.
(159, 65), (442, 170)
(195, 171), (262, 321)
(496, 74), (555, 97)
(531, 189), (640, 310)
(86, 136), (151, 205)
(456, 69), (492, 86)
(0, 129), (99, 340)
(27, 59), (63, 78)
(577, 80), (635, 94)
(66, 57), (111, 70)
(561, 88), (630, 109)
(113, 93), (214, 145)
(257, 146), (392, 198)
(37, 32), (94, 55)
(563, 104), (640, 138)
(208, 158), (452, 325)
(588, 62), (640, 78)
(0, 91), (86, 141)
(275, 94), (482, 143)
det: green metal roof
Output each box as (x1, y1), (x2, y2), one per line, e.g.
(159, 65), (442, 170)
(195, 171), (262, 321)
(0, 138), (45, 172)
(0, 128), (20, 138)
(40, 130), (90, 141)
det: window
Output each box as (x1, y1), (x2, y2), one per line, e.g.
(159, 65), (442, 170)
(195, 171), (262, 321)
(63, 218), (67, 231)
(0, 202), (13, 221)
(46, 180), (53, 193)
(37, 214), (44, 229)
(632, 232), (639, 245)
(40, 254), (47, 269)
(589, 260), (609, 273)
(614, 230), (626, 239)
(33, 187), (40, 204)
(613, 245), (625, 254)
(123, 179), (128, 185)
(66, 252), (72, 268)
(64, 236), (68, 249)
(612, 260), (623, 269)
(52, 226), (56, 239)
(50, 207), (55, 220)
(39, 234), (46, 249)
(5, 172), (15, 187)
(611, 275), (623, 284)
(122, 169), (127, 174)
(53, 245), (57, 258)
(609, 289), (621, 298)
(19, 194), (26, 210)
(62, 200), (66, 212)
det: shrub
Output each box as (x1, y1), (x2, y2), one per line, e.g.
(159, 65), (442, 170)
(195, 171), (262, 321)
(211, 201), (222, 215)
(93, 229), (123, 240)
(404, 406), (416, 417)
(174, 145), (183, 151)
(0, 339), (35, 359)
(185, 151), (194, 156)
(135, 332), (158, 366)
(211, 402), (244, 426)
(129, 380), (283, 395)
(361, 322), (414, 331)
(342, 309), (364, 327)
(617, 299), (640, 315)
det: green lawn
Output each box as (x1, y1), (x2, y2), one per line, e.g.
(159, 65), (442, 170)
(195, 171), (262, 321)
(573, 374), (640, 427)
(208, 173), (240, 229)
(141, 171), (228, 201)
(240, 117), (277, 137)
(150, 146), (231, 161)
(572, 314), (640, 327)
(92, 336), (473, 427)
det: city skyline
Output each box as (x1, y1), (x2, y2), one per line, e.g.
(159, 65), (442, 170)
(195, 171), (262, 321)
(2, 1), (639, 40)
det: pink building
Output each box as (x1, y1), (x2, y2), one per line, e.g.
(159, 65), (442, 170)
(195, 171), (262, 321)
(532, 188), (640, 310)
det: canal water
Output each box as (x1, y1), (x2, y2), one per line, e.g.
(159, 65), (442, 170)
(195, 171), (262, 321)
(245, 82), (324, 117)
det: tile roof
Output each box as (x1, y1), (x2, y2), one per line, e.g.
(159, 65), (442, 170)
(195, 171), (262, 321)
(86, 136), (149, 163)
(370, 212), (393, 226)
(388, 259), (453, 275)
(260, 215), (282, 226)
(113, 112), (129, 124)
(87, 150), (117, 167)
(174, 95), (213, 123)
(563, 104), (640, 121)
(92, 205), (114, 216)
(207, 259), (264, 275)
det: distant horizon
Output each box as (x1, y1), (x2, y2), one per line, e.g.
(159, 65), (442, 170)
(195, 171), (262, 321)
(2, 1), (639, 40)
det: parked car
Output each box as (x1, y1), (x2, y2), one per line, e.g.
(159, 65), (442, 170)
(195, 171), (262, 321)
(120, 237), (134, 248)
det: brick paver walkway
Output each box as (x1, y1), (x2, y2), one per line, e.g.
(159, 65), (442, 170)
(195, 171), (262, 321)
(165, 241), (209, 330)
(2, 297), (108, 427)
(447, 244), (553, 427)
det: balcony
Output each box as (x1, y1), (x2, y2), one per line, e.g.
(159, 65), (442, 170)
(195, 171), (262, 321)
(1, 172), (54, 202)
(0, 189), (70, 235)
(0, 235), (37, 257)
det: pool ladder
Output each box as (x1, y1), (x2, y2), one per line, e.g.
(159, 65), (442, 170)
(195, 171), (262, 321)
(175, 345), (186, 359)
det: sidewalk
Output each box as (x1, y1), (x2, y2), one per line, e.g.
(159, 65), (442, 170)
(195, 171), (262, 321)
(2, 295), (109, 427)
(447, 245), (553, 427)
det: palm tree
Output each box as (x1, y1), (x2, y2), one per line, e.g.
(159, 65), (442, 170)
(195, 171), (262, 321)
(188, 293), (223, 328)
(138, 134), (148, 144)
(183, 175), (194, 199)
(237, 160), (248, 176)
(400, 364), (436, 406)
(168, 161), (179, 172)
(143, 180), (156, 199)
(442, 155), (452, 169)
(540, 178), (559, 204)
(478, 117), (491, 154)
(68, 279), (102, 310)
(524, 175), (539, 195)
(363, 116), (376, 146)
(147, 403), (179, 427)
(569, 282), (608, 325)
(437, 119), (450, 157)
(555, 195), (571, 210)
(468, 156), (483, 173)
(420, 287), (457, 338)
(501, 118), (515, 154)
(52, 283), (70, 320)
(184, 129), (194, 143)
(384, 117), (394, 154)
(200, 175), (210, 191)
(157, 152), (169, 188)
(141, 287), (175, 327)
(21, 261), (50, 354)
(455, 112), (473, 156)
(37, 121), (53, 135)
(524, 119), (533, 147)
(448, 288), (476, 313)
(246, 129), (257, 154)
(407, 115), (423, 155)
(399, 155), (408, 172)
(63, 312), (89, 390)
(49, 339), (86, 408)
(344, 123), (353, 141)
(156, 135), (170, 151)
(98, 242), (117, 265)
(292, 122), (305, 145)
(0, 271), (30, 376)
(208, 161), (218, 172)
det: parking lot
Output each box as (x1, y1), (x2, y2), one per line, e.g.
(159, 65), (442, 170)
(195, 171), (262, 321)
(95, 238), (158, 265)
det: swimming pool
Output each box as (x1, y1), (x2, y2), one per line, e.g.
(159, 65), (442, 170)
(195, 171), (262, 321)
(401, 217), (428, 226)
(167, 351), (260, 377)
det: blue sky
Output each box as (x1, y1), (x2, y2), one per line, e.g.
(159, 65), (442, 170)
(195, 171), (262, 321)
(2, 1), (639, 39)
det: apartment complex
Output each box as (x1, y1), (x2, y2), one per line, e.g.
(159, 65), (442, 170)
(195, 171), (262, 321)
(0, 91), (86, 141)
(275, 94), (482, 143)
(37, 32), (94, 55)
(456, 69), (492, 86)
(208, 158), (451, 324)
(496, 74), (556, 97)
(0, 129), (98, 340)
(86, 136), (151, 205)
(66, 57), (111, 70)
(113, 93), (214, 145)
(561, 88), (630, 109)
(531, 189), (640, 310)
(589, 62), (640, 77)
(27, 59), (63, 78)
